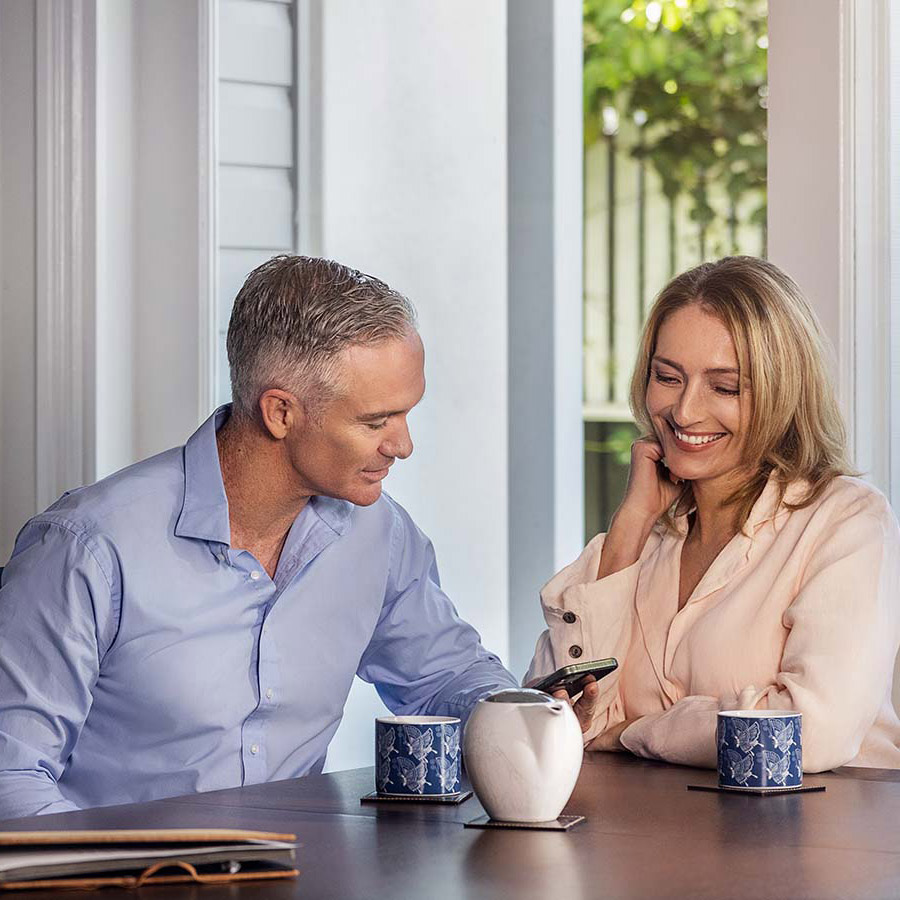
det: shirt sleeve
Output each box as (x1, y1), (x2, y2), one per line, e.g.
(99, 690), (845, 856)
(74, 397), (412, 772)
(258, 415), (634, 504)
(0, 518), (119, 819)
(355, 502), (519, 727)
(621, 494), (900, 772)
(524, 533), (642, 743)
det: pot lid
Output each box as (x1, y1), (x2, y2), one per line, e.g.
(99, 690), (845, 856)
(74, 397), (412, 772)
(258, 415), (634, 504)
(484, 688), (555, 704)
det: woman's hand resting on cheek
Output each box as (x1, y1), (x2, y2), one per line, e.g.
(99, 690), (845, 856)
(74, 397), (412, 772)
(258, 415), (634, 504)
(596, 437), (685, 580)
(621, 436), (684, 524)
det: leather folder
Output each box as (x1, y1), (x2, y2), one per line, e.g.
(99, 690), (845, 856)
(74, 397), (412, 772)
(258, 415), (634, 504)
(0, 827), (299, 890)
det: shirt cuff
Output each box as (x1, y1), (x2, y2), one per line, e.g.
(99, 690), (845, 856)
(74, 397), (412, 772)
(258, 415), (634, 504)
(619, 713), (661, 758)
(542, 559), (641, 665)
(620, 696), (720, 769)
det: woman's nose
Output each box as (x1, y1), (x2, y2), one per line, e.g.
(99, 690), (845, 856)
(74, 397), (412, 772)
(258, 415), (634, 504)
(673, 380), (703, 427)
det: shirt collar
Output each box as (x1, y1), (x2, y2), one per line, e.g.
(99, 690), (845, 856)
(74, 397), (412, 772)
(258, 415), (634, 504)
(741, 473), (809, 535)
(671, 470), (807, 539)
(175, 403), (354, 544)
(175, 405), (232, 544)
(311, 495), (353, 536)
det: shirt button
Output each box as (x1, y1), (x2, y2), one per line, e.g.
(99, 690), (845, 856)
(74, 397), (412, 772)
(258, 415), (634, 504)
(250, 743), (260, 755)
(562, 611), (577, 624)
(265, 688), (274, 700)
(568, 645), (583, 659)
(217, 552), (225, 562)
(250, 570), (261, 581)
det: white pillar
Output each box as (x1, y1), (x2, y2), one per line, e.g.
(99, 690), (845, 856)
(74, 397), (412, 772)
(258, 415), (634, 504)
(507, 0), (584, 678)
(0, 0), (39, 560)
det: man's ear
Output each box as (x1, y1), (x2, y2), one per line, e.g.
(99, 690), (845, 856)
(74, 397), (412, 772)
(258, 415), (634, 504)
(258, 390), (303, 440)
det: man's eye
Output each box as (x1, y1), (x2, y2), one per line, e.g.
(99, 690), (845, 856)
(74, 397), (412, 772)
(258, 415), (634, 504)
(367, 420), (389, 431)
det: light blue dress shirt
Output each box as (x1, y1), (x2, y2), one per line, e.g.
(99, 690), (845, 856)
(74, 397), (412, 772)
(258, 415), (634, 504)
(0, 406), (517, 820)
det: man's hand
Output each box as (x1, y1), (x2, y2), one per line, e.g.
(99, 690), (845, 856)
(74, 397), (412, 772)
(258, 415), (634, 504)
(552, 675), (600, 734)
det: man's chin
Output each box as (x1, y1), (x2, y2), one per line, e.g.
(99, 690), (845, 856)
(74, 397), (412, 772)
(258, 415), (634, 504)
(314, 479), (384, 507)
(347, 482), (384, 507)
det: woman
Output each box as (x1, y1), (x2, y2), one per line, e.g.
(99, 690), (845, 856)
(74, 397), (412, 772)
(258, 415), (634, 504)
(527, 256), (900, 772)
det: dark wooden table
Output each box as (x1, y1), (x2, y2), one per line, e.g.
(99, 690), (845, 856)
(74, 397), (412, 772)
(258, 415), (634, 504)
(2, 754), (899, 898)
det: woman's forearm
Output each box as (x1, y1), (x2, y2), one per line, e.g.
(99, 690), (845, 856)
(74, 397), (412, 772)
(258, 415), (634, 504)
(596, 508), (656, 580)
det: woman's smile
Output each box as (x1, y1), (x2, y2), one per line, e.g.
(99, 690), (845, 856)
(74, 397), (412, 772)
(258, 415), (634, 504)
(667, 420), (728, 452)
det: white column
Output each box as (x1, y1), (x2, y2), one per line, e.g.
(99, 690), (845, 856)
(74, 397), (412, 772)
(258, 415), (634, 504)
(891, 0), (900, 514)
(131, 0), (216, 461)
(767, 1), (843, 354)
(769, 0), (899, 708)
(768, 0), (894, 495)
(0, 0), (39, 560)
(34, 0), (97, 509)
(507, 0), (584, 678)
(95, 0), (136, 477)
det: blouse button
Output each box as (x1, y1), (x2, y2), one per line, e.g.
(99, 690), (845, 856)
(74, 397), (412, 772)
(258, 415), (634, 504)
(562, 611), (577, 624)
(568, 644), (583, 659)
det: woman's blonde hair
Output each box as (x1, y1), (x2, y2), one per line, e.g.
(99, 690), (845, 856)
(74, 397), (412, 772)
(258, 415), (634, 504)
(629, 256), (853, 530)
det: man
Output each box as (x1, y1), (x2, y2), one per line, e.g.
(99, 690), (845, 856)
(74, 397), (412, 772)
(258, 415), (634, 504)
(0, 256), (518, 820)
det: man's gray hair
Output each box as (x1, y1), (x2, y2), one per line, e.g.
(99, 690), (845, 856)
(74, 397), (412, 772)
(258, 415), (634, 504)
(226, 255), (417, 421)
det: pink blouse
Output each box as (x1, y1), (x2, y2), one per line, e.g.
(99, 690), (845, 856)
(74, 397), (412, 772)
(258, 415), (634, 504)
(526, 475), (900, 772)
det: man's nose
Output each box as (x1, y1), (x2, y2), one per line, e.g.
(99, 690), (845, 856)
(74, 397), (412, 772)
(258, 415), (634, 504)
(382, 420), (413, 460)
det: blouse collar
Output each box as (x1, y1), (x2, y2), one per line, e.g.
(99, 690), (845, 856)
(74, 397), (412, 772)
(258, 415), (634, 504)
(670, 471), (808, 539)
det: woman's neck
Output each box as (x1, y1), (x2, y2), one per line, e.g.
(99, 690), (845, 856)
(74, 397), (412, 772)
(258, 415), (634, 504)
(688, 475), (742, 548)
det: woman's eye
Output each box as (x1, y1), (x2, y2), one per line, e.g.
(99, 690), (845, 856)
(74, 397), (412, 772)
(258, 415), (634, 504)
(714, 386), (740, 396)
(652, 371), (679, 385)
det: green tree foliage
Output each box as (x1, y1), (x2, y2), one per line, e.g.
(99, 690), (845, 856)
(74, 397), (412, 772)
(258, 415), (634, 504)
(584, 0), (767, 231)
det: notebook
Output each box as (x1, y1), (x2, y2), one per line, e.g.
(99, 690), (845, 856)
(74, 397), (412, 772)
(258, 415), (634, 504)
(0, 828), (299, 890)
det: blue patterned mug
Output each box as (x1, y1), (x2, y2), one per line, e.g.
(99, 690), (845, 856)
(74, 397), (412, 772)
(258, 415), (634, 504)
(375, 716), (462, 797)
(717, 710), (802, 790)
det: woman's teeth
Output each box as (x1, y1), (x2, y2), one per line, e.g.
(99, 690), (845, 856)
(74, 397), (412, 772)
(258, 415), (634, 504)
(674, 429), (725, 445)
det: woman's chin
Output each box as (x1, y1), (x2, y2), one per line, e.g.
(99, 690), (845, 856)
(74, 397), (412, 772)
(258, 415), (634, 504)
(670, 465), (744, 489)
(666, 459), (712, 483)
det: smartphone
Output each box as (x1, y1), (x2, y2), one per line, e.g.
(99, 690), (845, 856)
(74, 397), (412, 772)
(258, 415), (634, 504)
(532, 658), (618, 698)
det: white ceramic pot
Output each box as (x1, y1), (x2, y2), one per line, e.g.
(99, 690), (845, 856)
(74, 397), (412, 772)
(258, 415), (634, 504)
(463, 688), (584, 822)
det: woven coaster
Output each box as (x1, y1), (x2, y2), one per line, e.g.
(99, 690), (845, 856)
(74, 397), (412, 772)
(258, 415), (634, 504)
(687, 784), (826, 796)
(360, 790), (473, 805)
(463, 814), (585, 831)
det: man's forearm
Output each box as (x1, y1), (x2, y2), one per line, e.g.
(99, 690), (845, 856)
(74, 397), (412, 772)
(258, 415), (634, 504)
(423, 654), (518, 728)
(0, 771), (79, 821)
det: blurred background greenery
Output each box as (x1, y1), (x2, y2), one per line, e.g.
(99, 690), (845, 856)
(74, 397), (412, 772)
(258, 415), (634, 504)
(582, 0), (768, 540)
